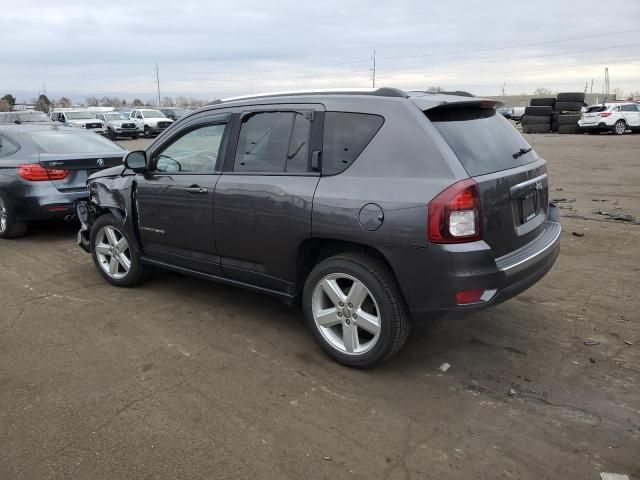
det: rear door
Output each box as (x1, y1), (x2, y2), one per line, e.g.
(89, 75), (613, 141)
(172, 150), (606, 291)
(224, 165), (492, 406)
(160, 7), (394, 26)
(134, 113), (231, 274)
(213, 104), (324, 293)
(427, 105), (549, 257)
(621, 104), (640, 127)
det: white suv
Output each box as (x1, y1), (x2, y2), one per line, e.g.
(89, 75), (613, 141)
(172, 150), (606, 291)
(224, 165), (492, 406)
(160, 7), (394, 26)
(129, 109), (174, 138)
(579, 102), (640, 135)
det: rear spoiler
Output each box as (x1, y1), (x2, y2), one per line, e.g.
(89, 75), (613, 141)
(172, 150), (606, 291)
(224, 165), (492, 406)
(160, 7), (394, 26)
(409, 93), (504, 111)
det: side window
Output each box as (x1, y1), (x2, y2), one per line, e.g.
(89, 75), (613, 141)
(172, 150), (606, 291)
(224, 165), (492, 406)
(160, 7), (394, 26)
(621, 104), (638, 112)
(0, 135), (20, 157)
(58, 113), (65, 122)
(154, 123), (226, 173)
(234, 111), (294, 173)
(286, 113), (311, 173)
(322, 112), (384, 175)
(137, 112), (143, 119)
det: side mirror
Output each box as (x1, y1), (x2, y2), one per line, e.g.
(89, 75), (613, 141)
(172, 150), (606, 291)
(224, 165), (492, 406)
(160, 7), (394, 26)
(124, 151), (147, 172)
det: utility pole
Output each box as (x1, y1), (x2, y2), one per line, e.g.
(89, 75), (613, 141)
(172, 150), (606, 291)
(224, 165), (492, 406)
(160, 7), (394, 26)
(584, 82), (588, 94)
(590, 78), (594, 94)
(502, 83), (506, 97)
(370, 49), (376, 88)
(154, 64), (161, 106)
(604, 67), (610, 96)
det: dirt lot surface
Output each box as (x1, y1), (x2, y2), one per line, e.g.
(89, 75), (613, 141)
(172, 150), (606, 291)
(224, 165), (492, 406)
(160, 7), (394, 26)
(1, 132), (639, 479)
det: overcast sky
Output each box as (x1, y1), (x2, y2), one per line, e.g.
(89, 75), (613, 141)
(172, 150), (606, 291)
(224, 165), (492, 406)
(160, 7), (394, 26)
(2, 0), (639, 103)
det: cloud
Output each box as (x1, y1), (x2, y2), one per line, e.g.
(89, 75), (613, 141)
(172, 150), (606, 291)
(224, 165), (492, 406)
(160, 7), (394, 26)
(2, 0), (639, 102)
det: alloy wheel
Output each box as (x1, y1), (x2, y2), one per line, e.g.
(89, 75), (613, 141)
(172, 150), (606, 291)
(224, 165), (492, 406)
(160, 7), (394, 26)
(615, 121), (626, 135)
(95, 226), (131, 279)
(311, 273), (381, 355)
(0, 197), (7, 233)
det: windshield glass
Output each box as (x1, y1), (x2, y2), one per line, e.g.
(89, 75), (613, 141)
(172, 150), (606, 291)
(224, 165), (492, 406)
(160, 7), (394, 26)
(65, 112), (98, 120)
(28, 131), (124, 154)
(18, 112), (52, 122)
(427, 106), (534, 177)
(142, 110), (166, 118)
(104, 113), (130, 120)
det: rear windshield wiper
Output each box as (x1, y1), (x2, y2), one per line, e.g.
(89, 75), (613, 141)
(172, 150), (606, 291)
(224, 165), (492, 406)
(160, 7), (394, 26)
(512, 147), (532, 159)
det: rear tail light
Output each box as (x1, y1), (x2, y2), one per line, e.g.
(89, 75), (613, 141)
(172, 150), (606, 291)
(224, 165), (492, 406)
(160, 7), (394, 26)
(19, 163), (69, 181)
(598, 112), (612, 117)
(428, 179), (481, 243)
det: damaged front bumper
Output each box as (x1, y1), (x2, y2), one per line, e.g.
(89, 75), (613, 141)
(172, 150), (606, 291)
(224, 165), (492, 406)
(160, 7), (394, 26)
(76, 200), (95, 253)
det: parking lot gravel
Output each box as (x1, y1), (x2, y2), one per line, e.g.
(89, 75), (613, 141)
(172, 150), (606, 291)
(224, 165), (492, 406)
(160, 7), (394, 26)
(1, 132), (639, 479)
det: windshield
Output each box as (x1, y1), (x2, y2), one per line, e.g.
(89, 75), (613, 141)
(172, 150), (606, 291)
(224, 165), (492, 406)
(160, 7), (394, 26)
(18, 112), (52, 122)
(65, 112), (98, 120)
(28, 131), (124, 154)
(427, 106), (534, 177)
(104, 113), (130, 120)
(142, 110), (166, 118)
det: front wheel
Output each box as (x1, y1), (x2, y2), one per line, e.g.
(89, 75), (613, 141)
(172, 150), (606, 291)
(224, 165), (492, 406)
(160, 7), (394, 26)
(107, 129), (117, 140)
(90, 214), (147, 287)
(303, 253), (410, 368)
(144, 126), (153, 138)
(613, 120), (627, 135)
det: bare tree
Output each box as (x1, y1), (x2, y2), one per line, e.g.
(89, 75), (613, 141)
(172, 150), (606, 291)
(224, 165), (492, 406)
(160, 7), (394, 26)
(86, 97), (99, 107)
(533, 88), (554, 96)
(427, 86), (444, 93)
(132, 99), (143, 107)
(0, 100), (10, 112)
(58, 97), (71, 108)
(162, 96), (174, 106)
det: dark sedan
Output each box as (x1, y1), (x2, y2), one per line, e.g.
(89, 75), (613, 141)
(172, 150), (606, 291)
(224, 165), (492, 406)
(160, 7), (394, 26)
(0, 124), (126, 238)
(0, 111), (55, 124)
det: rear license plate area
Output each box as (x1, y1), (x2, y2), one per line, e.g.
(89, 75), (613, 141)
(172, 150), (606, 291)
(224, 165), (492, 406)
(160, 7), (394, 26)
(520, 191), (538, 223)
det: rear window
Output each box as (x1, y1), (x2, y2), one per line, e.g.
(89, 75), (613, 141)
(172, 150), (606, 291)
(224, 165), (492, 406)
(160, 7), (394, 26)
(27, 131), (124, 154)
(322, 112), (384, 175)
(586, 105), (607, 113)
(427, 106), (534, 177)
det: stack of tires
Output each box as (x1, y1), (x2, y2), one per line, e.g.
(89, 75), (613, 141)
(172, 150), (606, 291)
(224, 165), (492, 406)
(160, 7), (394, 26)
(553, 92), (584, 134)
(521, 101), (554, 134)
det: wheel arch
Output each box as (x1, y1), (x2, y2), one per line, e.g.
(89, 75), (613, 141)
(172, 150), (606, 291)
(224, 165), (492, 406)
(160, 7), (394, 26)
(295, 237), (401, 299)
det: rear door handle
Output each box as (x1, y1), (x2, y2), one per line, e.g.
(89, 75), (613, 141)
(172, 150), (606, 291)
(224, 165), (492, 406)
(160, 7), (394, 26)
(184, 186), (208, 194)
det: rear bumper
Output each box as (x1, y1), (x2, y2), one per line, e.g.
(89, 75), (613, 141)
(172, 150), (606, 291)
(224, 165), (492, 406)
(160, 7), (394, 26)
(578, 122), (609, 130)
(382, 203), (561, 319)
(8, 184), (87, 221)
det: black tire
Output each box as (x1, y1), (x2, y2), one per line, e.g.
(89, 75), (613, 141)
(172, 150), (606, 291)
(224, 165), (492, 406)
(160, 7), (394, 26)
(107, 128), (117, 140)
(613, 120), (627, 135)
(133, 133), (139, 140)
(303, 252), (410, 368)
(530, 97), (556, 107)
(524, 106), (553, 115)
(522, 124), (551, 134)
(556, 92), (585, 103)
(144, 126), (152, 138)
(90, 214), (148, 287)
(557, 114), (581, 125)
(551, 122), (558, 132)
(557, 125), (581, 134)
(521, 115), (552, 126)
(0, 193), (27, 239)
(554, 101), (583, 112)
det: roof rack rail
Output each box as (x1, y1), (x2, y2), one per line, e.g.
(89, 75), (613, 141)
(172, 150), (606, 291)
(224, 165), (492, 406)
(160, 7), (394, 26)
(212, 87), (408, 104)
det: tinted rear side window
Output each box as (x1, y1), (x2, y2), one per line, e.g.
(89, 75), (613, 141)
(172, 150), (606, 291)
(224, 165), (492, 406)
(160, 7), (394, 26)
(427, 107), (534, 177)
(322, 112), (384, 175)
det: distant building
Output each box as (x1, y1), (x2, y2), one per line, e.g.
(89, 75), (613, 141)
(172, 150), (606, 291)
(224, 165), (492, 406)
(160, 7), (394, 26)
(487, 93), (616, 108)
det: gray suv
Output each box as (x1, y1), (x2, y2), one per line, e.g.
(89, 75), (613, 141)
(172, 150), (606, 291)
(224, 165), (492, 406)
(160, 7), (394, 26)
(76, 88), (561, 368)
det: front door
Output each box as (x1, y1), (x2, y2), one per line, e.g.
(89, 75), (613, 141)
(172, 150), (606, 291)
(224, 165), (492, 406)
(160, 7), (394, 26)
(135, 116), (230, 274)
(214, 106), (324, 293)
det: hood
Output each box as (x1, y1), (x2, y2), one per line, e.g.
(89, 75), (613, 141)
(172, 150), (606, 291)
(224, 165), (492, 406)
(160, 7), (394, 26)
(67, 118), (103, 126)
(144, 117), (173, 125)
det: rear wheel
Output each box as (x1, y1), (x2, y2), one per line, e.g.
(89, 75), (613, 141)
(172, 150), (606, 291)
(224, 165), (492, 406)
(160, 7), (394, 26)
(90, 214), (147, 287)
(303, 253), (410, 368)
(0, 194), (27, 239)
(107, 128), (117, 140)
(613, 120), (626, 135)
(144, 126), (153, 138)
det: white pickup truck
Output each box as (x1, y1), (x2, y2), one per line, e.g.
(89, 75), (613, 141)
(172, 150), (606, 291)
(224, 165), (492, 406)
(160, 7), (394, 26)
(129, 109), (174, 138)
(50, 110), (106, 134)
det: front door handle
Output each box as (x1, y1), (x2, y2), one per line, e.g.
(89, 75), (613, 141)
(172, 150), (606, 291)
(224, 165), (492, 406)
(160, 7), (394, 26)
(184, 186), (208, 194)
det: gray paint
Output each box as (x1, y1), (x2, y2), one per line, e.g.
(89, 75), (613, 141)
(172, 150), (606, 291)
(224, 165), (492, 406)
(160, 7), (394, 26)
(77, 91), (561, 317)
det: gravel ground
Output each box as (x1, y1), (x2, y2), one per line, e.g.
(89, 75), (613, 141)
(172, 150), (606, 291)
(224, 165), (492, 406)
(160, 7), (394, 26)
(0, 131), (638, 480)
